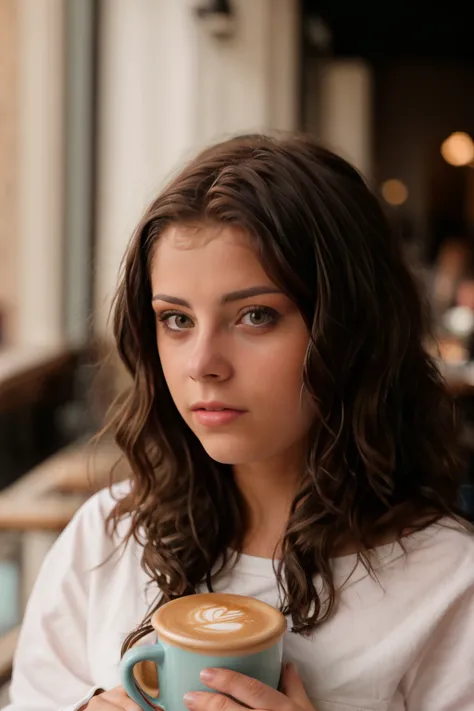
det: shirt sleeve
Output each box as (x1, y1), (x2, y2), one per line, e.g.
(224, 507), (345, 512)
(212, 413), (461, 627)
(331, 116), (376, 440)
(3, 493), (112, 711)
(402, 580), (474, 710)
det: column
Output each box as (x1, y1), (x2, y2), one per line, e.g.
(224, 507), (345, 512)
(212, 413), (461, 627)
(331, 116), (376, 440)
(64, 0), (96, 347)
(17, 0), (66, 349)
(318, 59), (373, 181)
(0, 0), (19, 345)
(95, 0), (200, 333)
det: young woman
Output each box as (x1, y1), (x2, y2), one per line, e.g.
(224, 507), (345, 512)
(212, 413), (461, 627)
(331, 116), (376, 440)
(6, 135), (474, 711)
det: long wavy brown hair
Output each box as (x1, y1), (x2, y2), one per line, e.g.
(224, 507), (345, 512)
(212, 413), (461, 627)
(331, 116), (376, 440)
(105, 134), (466, 653)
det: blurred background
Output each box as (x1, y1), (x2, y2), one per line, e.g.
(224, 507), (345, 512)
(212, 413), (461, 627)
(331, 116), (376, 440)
(2, 0), (474, 700)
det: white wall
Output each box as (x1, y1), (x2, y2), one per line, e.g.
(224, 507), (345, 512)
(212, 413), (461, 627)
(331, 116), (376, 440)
(303, 57), (373, 183)
(196, 0), (299, 143)
(94, 0), (300, 335)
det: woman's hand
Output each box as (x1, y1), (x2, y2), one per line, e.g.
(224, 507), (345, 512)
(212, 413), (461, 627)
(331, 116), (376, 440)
(183, 663), (316, 711)
(84, 685), (143, 711)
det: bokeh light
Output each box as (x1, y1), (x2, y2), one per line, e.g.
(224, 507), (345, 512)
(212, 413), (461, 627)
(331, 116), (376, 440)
(381, 179), (409, 206)
(440, 131), (474, 166)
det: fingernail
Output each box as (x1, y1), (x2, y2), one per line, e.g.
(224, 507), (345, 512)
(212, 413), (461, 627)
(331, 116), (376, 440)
(200, 668), (216, 683)
(286, 662), (297, 674)
(184, 692), (199, 707)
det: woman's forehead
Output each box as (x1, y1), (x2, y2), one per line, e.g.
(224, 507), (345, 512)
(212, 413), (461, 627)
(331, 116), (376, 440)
(159, 221), (250, 250)
(150, 223), (273, 297)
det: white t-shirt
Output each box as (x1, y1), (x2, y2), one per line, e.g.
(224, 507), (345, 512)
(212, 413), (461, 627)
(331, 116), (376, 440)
(4, 483), (474, 711)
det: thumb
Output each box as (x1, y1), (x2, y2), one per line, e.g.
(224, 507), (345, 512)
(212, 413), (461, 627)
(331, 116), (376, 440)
(280, 663), (313, 710)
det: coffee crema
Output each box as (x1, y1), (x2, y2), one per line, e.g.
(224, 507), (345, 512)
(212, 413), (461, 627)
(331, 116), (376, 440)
(152, 593), (286, 656)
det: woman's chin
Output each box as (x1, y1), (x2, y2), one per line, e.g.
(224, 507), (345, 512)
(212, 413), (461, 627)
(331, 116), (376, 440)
(198, 438), (259, 466)
(204, 448), (249, 465)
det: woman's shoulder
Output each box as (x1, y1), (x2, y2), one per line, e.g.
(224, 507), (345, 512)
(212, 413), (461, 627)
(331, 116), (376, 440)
(75, 478), (132, 521)
(50, 479), (135, 570)
(69, 479), (132, 530)
(392, 516), (474, 590)
(411, 516), (474, 561)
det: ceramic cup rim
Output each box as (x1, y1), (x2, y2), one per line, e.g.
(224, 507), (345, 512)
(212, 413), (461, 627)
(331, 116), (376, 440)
(151, 593), (287, 656)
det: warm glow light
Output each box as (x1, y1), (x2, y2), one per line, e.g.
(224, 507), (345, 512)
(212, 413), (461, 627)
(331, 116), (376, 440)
(441, 132), (474, 166)
(381, 179), (408, 206)
(443, 306), (474, 338)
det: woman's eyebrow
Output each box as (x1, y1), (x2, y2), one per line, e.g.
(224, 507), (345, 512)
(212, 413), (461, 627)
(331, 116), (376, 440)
(151, 285), (282, 307)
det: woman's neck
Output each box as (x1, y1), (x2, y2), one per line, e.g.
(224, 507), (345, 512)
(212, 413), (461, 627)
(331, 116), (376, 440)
(231, 461), (432, 560)
(232, 454), (302, 559)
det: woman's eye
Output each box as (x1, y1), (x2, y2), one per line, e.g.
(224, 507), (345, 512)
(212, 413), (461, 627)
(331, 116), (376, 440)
(239, 307), (279, 328)
(159, 312), (194, 331)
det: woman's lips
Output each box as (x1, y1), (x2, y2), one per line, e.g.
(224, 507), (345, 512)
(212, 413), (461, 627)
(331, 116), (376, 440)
(191, 408), (246, 427)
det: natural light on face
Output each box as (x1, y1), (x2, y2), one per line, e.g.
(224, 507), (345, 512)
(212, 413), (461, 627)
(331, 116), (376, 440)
(150, 222), (314, 467)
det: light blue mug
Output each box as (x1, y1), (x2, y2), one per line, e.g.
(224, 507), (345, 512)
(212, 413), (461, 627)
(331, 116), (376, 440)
(120, 593), (287, 711)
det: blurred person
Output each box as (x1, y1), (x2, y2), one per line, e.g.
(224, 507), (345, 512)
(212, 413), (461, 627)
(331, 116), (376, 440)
(431, 236), (471, 316)
(457, 278), (474, 311)
(5, 135), (474, 711)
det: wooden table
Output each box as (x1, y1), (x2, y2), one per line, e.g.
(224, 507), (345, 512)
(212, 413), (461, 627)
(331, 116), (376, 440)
(0, 345), (77, 413)
(0, 345), (128, 687)
(0, 439), (126, 531)
(0, 437), (128, 684)
(0, 627), (19, 685)
(0, 437), (127, 614)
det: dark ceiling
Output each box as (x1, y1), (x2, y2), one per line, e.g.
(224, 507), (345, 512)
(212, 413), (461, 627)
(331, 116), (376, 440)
(301, 2), (474, 62)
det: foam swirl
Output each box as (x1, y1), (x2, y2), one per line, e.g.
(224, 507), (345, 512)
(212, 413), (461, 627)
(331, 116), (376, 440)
(190, 604), (247, 632)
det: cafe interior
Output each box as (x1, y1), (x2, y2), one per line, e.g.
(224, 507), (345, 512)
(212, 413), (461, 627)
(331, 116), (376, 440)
(1, 0), (474, 701)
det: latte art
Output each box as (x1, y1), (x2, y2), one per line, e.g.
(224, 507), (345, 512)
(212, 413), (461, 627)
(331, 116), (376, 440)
(191, 605), (247, 632)
(152, 592), (286, 656)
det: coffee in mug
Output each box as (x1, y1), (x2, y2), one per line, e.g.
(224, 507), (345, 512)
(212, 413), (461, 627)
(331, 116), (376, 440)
(120, 592), (287, 711)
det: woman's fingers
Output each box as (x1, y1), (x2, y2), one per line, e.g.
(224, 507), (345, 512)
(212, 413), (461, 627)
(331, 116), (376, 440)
(87, 685), (144, 711)
(187, 668), (294, 711)
(279, 664), (314, 710)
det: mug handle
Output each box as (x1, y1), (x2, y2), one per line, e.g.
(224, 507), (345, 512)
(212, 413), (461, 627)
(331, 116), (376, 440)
(120, 643), (165, 710)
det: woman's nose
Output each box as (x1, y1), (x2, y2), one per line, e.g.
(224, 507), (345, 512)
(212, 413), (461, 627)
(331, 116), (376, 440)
(187, 335), (233, 383)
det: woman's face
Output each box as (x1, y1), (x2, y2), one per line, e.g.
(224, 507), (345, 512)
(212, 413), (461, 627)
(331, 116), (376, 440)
(150, 222), (314, 467)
